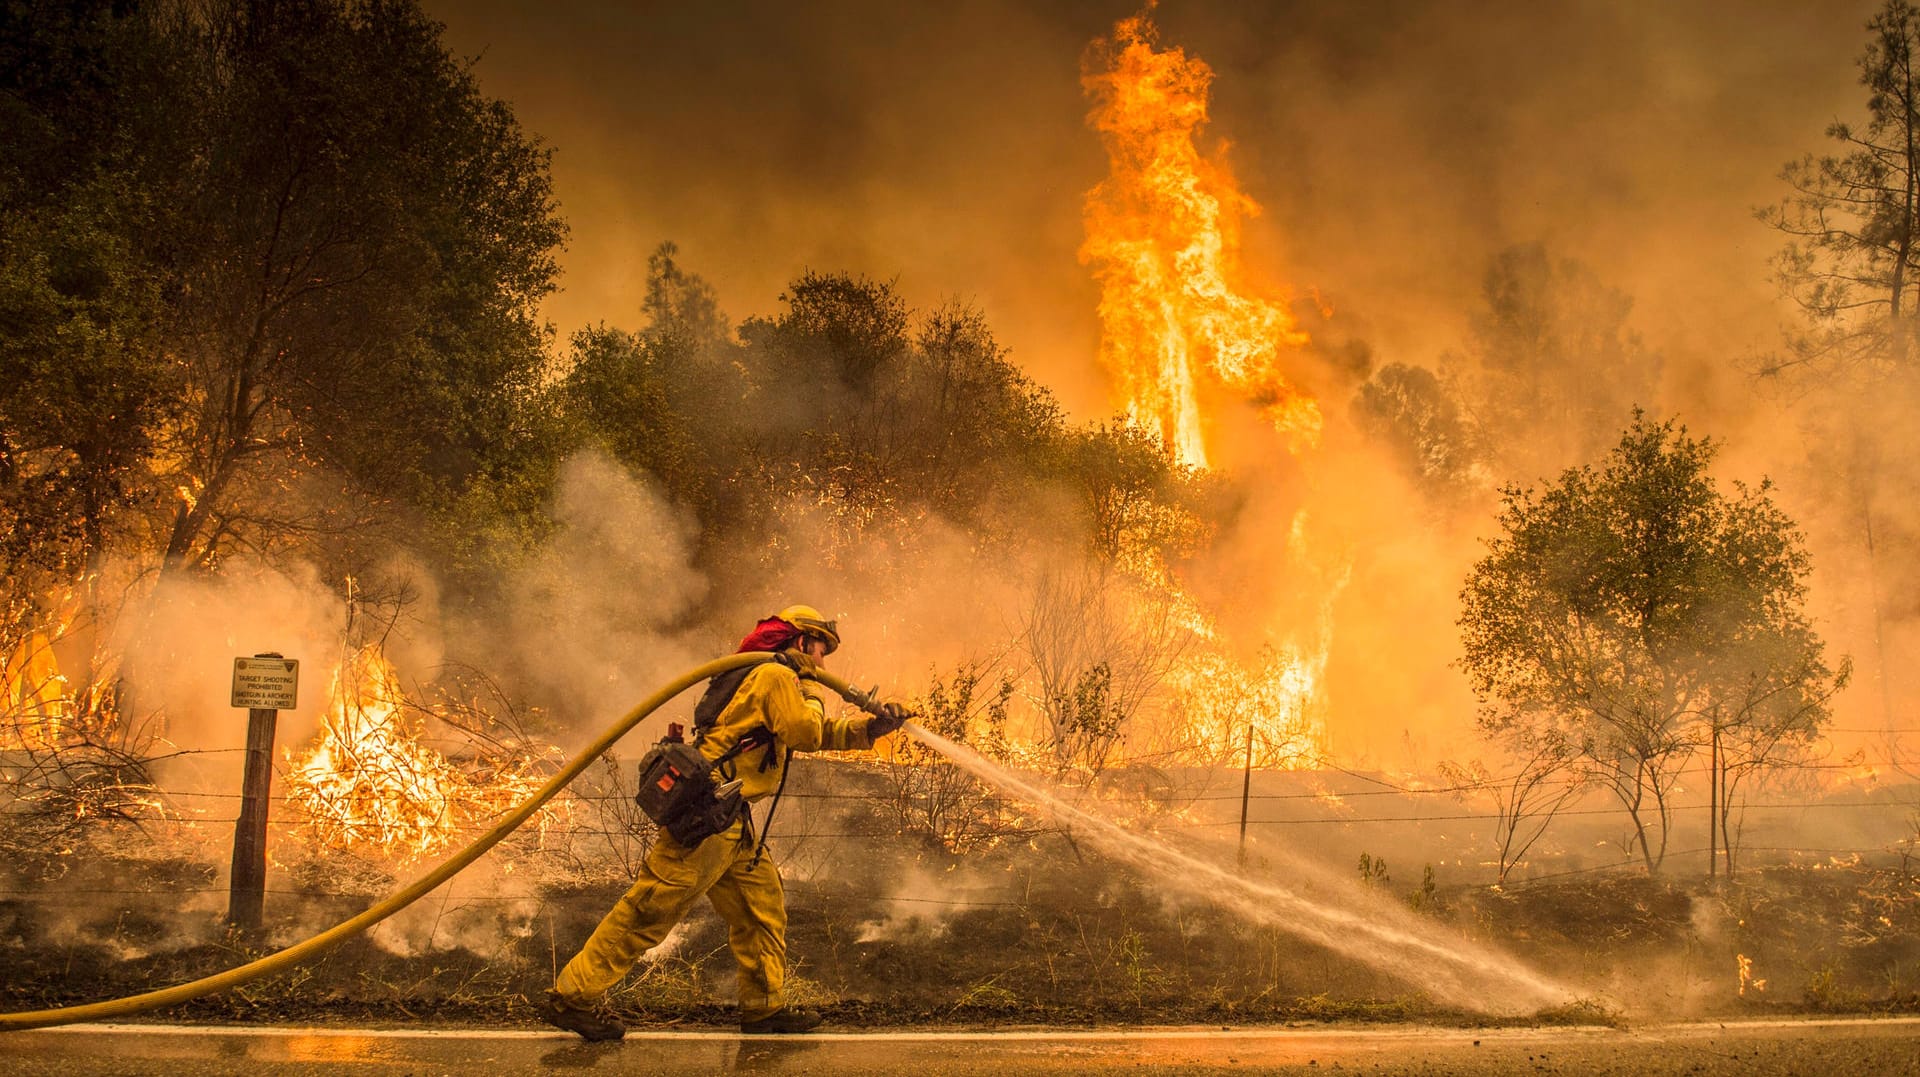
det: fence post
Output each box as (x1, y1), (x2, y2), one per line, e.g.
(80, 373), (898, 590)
(1238, 717), (1255, 866)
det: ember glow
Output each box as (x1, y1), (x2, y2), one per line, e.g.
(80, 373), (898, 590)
(1080, 11), (1320, 468)
(1161, 530), (1348, 771)
(286, 646), (561, 859)
(0, 592), (113, 753)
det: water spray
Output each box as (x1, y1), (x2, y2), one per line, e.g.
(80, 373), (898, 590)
(898, 724), (1577, 1014)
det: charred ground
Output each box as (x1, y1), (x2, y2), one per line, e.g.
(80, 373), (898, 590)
(4, 762), (1915, 1029)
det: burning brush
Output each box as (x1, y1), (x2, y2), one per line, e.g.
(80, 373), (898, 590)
(285, 646), (569, 860)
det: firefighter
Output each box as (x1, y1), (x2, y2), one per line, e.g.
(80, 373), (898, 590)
(539, 605), (910, 1040)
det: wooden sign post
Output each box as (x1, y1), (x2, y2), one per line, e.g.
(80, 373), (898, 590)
(227, 653), (299, 932)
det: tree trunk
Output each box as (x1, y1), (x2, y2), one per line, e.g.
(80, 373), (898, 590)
(1624, 772), (1657, 874)
(1889, 34), (1920, 368)
(160, 345), (263, 576)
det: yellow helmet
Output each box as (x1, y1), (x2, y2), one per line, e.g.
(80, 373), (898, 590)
(776, 604), (840, 654)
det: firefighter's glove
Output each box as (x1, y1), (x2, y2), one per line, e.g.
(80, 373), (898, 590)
(866, 701), (911, 740)
(783, 649), (823, 680)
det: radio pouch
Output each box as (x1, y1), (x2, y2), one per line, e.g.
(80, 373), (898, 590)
(634, 731), (765, 847)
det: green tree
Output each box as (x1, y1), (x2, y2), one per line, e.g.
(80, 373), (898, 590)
(553, 243), (762, 566)
(1459, 415), (1847, 874)
(727, 272), (916, 569)
(559, 326), (710, 512)
(899, 302), (1062, 524)
(2, 0), (565, 590)
(152, 0), (563, 575)
(0, 1), (181, 601)
(730, 272), (1071, 570)
(755, 270), (910, 395)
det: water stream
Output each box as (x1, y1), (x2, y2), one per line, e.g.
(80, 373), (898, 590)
(903, 723), (1577, 1014)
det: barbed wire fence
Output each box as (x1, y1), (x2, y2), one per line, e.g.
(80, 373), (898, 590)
(2, 741), (1916, 908)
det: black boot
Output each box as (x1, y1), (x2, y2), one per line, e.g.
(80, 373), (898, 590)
(538, 991), (626, 1042)
(740, 1006), (823, 1034)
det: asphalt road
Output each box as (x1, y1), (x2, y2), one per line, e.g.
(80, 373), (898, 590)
(2, 1018), (1917, 1076)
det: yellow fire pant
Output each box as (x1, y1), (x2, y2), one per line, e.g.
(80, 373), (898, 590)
(553, 819), (787, 1020)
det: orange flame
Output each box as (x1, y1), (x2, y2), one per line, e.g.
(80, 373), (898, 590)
(2, 627), (70, 751)
(0, 590), (105, 751)
(286, 646), (558, 859)
(1080, 12), (1319, 468)
(1171, 642), (1328, 769)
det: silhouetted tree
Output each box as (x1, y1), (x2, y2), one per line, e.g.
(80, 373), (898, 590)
(554, 244), (751, 559)
(1760, 0), (1920, 378)
(1351, 362), (1479, 502)
(4, 1), (567, 589)
(1443, 244), (1661, 483)
(1759, 0), (1920, 734)
(152, 0), (563, 576)
(0, 1), (181, 600)
(1054, 421), (1202, 565)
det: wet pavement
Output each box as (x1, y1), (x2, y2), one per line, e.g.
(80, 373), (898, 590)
(3, 1017), (1918, 1075)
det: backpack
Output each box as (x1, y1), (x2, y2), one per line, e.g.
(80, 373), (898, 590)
(633, 654), (801, 848)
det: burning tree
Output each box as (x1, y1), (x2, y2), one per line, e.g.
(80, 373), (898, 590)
(1459, 414), (1848, 874)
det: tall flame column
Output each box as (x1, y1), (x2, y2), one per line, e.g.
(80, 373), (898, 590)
(1079, 12), (1319, 468)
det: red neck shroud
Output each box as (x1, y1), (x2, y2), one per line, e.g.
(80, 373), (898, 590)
(736, 618), (802, 654)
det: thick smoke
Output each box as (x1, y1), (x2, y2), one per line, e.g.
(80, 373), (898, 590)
(428, 0), (1872, 413)
(463, 450), (711, 741)
(18, 0), (1911, 987)
(114, 561), (349, 795)
(426, 0), (1902, 769)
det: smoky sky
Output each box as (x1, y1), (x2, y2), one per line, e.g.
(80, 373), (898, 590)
(414, 1), (1916, 756)
(428, 0), (1876, 422)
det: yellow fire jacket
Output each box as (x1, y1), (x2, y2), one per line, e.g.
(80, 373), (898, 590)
(697, 658), (872, 802)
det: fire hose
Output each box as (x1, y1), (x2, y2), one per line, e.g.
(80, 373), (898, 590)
(0, 652), (888, 1033)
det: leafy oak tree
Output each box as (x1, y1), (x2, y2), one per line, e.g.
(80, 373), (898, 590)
(1459, 415), (1847, 874)
(152, 0), (563, 576)
(0, 1), (181, 600)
